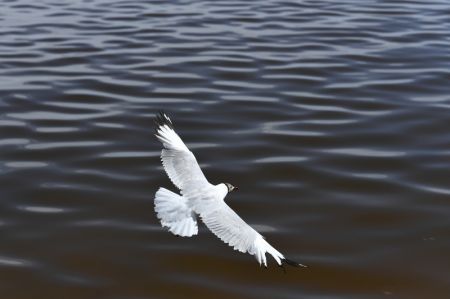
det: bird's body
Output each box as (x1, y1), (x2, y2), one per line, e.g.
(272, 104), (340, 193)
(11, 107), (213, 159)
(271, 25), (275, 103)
(154, 112), (305, 268)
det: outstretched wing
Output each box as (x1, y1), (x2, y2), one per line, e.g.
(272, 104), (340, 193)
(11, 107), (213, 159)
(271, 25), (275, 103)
(199, 199), (299, 267)
(155, 112), (210, 192)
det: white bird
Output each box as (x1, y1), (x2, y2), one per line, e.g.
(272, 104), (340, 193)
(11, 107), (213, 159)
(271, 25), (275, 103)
(153, 112), (306, 268)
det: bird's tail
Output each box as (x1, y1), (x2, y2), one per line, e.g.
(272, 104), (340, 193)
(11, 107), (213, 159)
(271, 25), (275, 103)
(154, 187), (198, 237)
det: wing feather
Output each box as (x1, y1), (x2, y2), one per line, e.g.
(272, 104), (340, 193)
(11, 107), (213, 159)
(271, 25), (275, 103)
(200, 200), (286, 267)
(155, 112), (210, 191)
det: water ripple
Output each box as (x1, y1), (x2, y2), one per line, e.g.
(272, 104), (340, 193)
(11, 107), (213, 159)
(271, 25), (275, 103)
(324, 148), (406, 158)
(0, 256), (35, 268)
(1, 0), (450, 298)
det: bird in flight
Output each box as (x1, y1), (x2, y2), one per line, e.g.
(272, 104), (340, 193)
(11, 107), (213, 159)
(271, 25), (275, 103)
(154, 112), (306, 268)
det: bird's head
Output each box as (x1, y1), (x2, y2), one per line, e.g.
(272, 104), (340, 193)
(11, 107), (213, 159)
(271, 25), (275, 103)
(224, 182), (238, 193)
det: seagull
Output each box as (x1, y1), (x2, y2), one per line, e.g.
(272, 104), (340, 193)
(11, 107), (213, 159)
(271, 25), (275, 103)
(153, 112), (306, 268)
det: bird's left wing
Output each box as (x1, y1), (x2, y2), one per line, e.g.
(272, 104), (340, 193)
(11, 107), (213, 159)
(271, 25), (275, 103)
(155, 112), (210, 192)
(198, 199), (299, 267)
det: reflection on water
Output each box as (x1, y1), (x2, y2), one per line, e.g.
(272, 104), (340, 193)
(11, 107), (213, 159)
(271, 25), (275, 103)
(1, 0), (450, 298)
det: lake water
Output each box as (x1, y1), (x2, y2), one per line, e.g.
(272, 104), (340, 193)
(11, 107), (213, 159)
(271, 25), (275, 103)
(1, 0), (450, 298)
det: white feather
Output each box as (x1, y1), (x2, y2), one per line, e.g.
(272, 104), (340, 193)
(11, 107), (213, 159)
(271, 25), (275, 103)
(154, 187), (197, 237)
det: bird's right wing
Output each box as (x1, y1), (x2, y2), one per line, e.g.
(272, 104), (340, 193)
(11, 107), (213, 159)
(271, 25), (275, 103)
(198, 199), (291, 267)
(155, 112), (210, 192)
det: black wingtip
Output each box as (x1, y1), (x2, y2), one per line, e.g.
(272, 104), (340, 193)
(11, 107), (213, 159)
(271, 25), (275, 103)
(282, 258), (308, 268)
(154, 111), (174, 131)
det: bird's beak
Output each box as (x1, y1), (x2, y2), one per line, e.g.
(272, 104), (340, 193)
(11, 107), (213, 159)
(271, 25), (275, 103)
(234, 186), (239, 191)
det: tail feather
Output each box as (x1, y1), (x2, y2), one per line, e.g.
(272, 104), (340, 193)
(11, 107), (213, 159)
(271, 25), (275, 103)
(154, 187), (198, 237)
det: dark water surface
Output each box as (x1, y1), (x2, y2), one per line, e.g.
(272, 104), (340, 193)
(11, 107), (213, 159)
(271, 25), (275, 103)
(1, 0), (450, 298)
